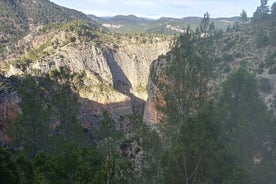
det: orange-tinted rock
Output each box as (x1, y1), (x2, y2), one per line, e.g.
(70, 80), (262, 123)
(0, 92), (21, 129)
(0, 92), (21, 143)
(144, 59), (167, 125)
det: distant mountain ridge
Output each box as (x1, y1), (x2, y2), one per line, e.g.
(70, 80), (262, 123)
(88, 14), (240, 34)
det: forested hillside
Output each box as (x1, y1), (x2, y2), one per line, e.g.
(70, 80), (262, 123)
(0, 0), (99, 55)
(144, 2), (276, 183)
(89, 14), (239, 34)
(0, 0), (276, 183)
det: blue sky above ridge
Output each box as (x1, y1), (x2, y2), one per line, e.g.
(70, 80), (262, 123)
(50, 0), (274, 18)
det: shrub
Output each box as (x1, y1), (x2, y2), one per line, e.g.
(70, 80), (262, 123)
(265, 52), (276, 68)
(256, 30), (269, 48)
(269, 29), (276, 46)
(222, 53), (234, 62)
(257, 77), (272, 92)
(223, 65), (231, 73)
(268, 66), (276, 74)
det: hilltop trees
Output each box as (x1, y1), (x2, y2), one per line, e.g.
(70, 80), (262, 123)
(156, 9), (276, 182)
(253, 0), (270, 21)
(240, 9), (248, 23)
(159, 12), (215, 138)
(159, 13), (241, 183)
(271, 2), (276, 16)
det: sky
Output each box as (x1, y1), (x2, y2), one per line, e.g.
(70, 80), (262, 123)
(50, 0), (274, 19)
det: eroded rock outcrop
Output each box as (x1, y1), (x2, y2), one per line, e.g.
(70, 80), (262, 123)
(0, 76), (21, 144)
(0, 92), (21, 129)
(1, 24), (172, 129)
(18, 31), (171, 125)
(143, 59), (167, 125)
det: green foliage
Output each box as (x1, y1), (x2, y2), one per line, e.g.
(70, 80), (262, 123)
(269, 29), (276, 46)
(240, 10), (249, 23)
(33, 153), (57, 183)
(271, 2), (276, 17)
(0, 0), (98, 52)
(222, 39), (235, 51)
(11, 34), (54, 72)
(265, 51), (276, 67)
(257, 64), (265, 74)
(97, 111), (133, 184)
(96, 14), (236, 35)
(0, 0), (28, 50)
(15, 153), (35, 184)
(0, 147), (20, 184)
(2, 67), (139, 183)
(268, 66), (276, 74)
(155, 13), (251, 183)
(222, 53), (235, 62)
(159, 14), (216, 139)
(8, 76), (51, 158)
(258, 77), (272, 92)
(126, 113), (164, 183)
(0, 145), (108, 184)
(216, 68), (275, 182)
(162, 68), (275, 183)
(253, 0), (270, 22)
(6, 67), (89, 158)
(150, 8), (276, 181)
(255, 29), (269, 47)
(163, 102), (250, 184)
(223, 65), (231, 73)
(51, 142), (107, 184)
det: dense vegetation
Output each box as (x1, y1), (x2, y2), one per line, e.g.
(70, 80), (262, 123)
(1, 0), (276, 184)
(1, 68), (136, 183)
(0, 0), (99, 54)
(144, 3), (276, 183)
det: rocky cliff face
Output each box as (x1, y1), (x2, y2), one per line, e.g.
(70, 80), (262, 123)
(0, 27), (171, 128)
(143, 59), (167, 124)
(0, 75), (21, 144)
(0, 0), (172, 129)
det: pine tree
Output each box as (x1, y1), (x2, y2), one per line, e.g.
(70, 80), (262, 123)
(9, 76), (51, 158)
(240, 9), (248, 23)
(253, 0), (270, 21)
(216, 68), (275, 183)
(271, 2), (276, 17)
(159, 12), (215, 138)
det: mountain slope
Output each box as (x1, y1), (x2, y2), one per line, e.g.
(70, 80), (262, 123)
(89, 14), (239, 34)
(0, 0), (99, 53)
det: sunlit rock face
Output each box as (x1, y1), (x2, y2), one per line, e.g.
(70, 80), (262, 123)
(29, 34), (170, 125)
(1, 18), (171, 129)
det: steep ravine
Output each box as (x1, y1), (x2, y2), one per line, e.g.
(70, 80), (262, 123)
(0, 31), (171, 132)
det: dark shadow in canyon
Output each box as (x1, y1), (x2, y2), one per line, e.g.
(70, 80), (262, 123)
(104, 49), (132, 95)
(103, 49), (146, 113)
(0, 73), (146, 146)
